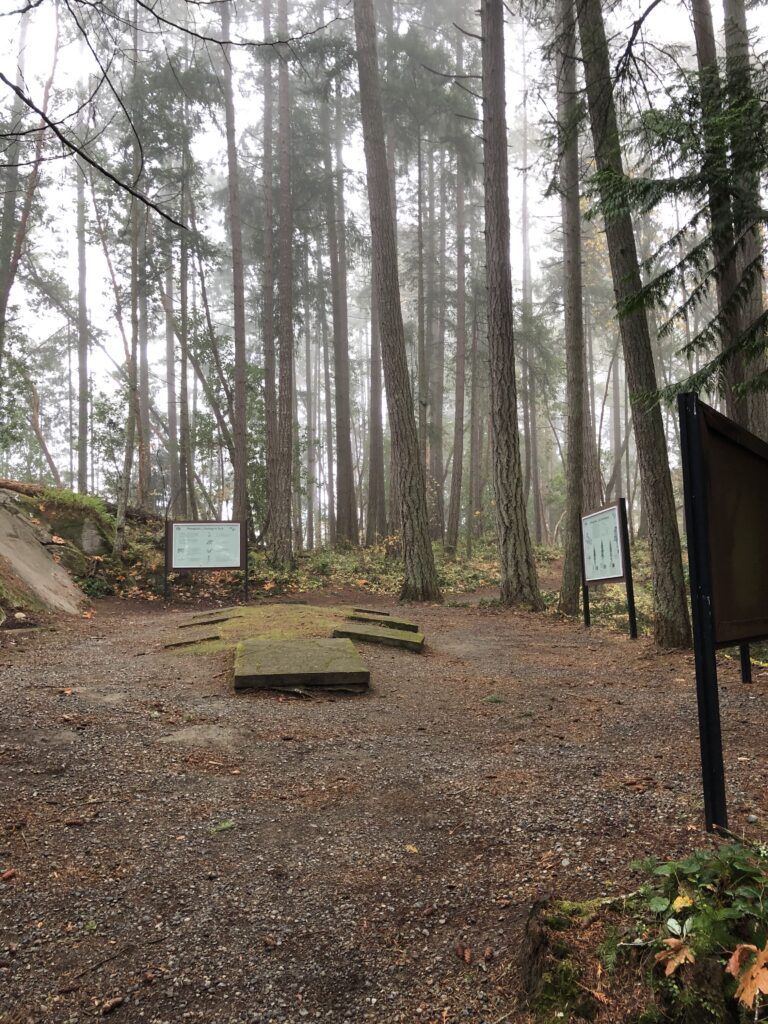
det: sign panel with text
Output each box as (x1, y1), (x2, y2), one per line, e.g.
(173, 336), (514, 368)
(167, 521), (245, 570)
(581, 503), (625, 584)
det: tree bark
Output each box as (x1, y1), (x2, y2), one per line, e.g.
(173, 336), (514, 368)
(220, 1), (249, 528)
(445, 141), (467, 557)
(577, 0), (690, 647)
(353, 0), (441, 602)
(557, 0), (586, 616)
(481, 0), (542, 609)
(76, 151), (89, 494)
(262, 0), (279, 548)
(366, 273), (387, 544)
(272, 0), (294, 568)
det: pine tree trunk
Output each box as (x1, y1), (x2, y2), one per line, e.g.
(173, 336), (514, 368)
(303, 241), (315, 550)
(416, 133), (428, 475)
(366, 274), (387, 544)
(557, 0), (586, 616)
(272, 0), (294, 568)
(164, 256), (182, 513)
(317, 252), (336, 546)
(428, 147), (446, 542)
(262, 0), (279, 548)
(466, 296), (480, 559)
(481, 0), (543, 609)
(76, 153), (89, 494)
(353, 0), (441, 602)
(445, 140), (467, 557)
(137, 216), (151, 509)
(321, 91), (357, 546)
(577, 0), (690, 647)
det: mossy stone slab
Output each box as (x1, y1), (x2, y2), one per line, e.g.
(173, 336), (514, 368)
(346, 612), (419, 633)
(332, 623), (424, 652)
(234, 638), (370, 693)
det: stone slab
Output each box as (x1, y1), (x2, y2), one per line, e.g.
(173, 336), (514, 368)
(346, 612), (419, 633)
(179, 613), (243, 629)
(353, 608), (389, 616)
(164, 630), (221, 649)
(234, 638), (370, 693)
(332, 623), (424, 652)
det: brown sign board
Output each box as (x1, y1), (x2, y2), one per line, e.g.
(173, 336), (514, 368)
(698, 402), (768, 645)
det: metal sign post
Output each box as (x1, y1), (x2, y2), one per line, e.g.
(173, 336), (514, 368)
(580, 499), (637, 639)
(678, 393), (728, 833)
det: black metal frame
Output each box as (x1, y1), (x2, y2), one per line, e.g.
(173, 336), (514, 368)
(678, 393), (728, 833)
(580, 498), (637, 639)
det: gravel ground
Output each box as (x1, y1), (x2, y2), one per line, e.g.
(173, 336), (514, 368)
(1, 593), (767, 1024)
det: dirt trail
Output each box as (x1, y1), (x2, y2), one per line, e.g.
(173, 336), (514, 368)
(1, 594), (766, 1023)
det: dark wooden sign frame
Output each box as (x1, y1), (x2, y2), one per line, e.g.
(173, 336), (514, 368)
(678, 393), (768, 833)
(579, 498), (637, 639)
(164, 520), (248, 601)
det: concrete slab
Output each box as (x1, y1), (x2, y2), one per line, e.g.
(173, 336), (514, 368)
(179, 613), (243, 629)
(332, 623), (424, 652)
(346, 612), (419, 633)
(234, 638), (370, 693)
(164, 630), (221, 649)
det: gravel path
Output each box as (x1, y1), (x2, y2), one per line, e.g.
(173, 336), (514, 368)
(1, 594), (766, 1023)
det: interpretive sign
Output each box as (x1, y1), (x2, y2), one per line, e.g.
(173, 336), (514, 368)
(164, 521), (248, 601)
(678, 393), (768, 833)
(581, 504), (624, 584)
(579, 499), (636, 638)
(169, 522), (244, 570)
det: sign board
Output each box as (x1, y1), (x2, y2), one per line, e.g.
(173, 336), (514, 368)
(581, 503), (625, 584)
(678, 393), (768, 833)
(166, 521), (245, 571)
(697, 401), (768, 645)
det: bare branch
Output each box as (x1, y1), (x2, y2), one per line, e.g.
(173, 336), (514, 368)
(0, 72), (186, 229)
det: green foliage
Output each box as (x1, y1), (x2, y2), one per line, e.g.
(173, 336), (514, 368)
(36, 487), (115, 535)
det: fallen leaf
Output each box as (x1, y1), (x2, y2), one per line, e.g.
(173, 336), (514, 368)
(726, 943), (768, 1008)
(51, 534), (67, 545)
(672, 894), (694, 911)
(101, 996), (124, 1015)
(404, 844), (419, 854)
(210, 819), (236, 834)
(655, 938), (695, 976)
(1, 868), (17, 882)
(63, 818), (85, 827)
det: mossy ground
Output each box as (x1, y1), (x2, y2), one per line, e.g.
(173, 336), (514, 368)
(174, 604), (351, 656)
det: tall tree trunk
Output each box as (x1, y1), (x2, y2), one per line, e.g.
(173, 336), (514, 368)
(557, 0), (586, 616)
(611, 348), (623, 498)
(577, 0), (690, 647)
(164, 254), (182, 513)
(76, 151), (89, 494)
(520, 34), (544, 546)
(445, 127), (467, 556)
(221, 1), (249, 528)
(466, 295), (480, 559)
(481, 0), (542, 609)
(428, 146), (446, 541)
(366, 273), (387, 544)
(353, 0), (441, 601)
(317, 252), (336, 546)
(416, 132), (428, 475)
(722, 0), (768, 438)
(303, 240), (315, 550)
(136, 215), (151, 509)
(321, 90), (357, 546)
(262, 0), (279, 547)
(0, 14), (28, 377)
(271, 0), (294, 567)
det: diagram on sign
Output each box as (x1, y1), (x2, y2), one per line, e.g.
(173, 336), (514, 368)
(581, 505), (624, 583)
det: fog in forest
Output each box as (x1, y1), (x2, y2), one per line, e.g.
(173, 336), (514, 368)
(1, 0), (767, 642)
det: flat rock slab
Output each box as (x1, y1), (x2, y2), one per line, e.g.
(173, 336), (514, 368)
(332, 623), (424, 652)
(234, 638), (369, 693)
(179, 613), (243, 629)
(346, 612), (419, 633)
(353, 608), (390, 616)
(164, 630), (221, 649)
